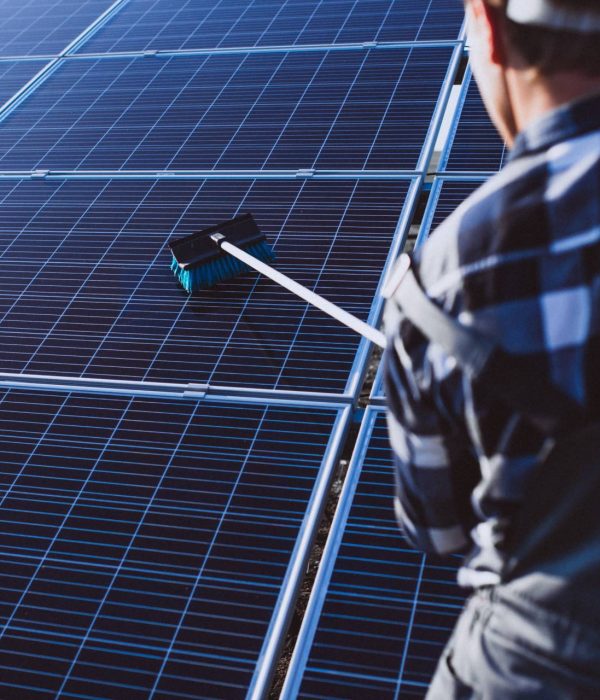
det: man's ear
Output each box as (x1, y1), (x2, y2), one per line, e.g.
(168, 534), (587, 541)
(469, 0), (508, 66)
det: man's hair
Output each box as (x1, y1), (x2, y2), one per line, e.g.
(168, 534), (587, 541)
(478, 0), (600, 75)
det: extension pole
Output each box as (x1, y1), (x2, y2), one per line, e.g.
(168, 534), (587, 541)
(213, 235), (387, 349)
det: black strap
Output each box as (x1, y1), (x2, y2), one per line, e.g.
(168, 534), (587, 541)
(390, 257), (585, 436)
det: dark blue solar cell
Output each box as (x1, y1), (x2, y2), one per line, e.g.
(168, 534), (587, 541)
(0, 388), (344, 698)
(78, 0), (464, 55)
(0, 0), (114, 57)
(0, 60), (48, 108)
(0, 177), (414, 393)
(287, 410), (465, 699)
(425, 178), (482, 233)
(444, 73), (507, 172)
(0, 47), (454, 172)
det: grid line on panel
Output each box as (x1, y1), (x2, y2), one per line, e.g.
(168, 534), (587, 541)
(0, 388), (349, 697)
(272, 178), (362, 390)
(0, 394), (140, 638)
(57, 398), (225, 697)
(283, 408), (465, 699)
(59, 0), (131, 58)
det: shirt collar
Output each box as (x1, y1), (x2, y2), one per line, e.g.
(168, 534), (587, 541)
(509, 90), (600, 161)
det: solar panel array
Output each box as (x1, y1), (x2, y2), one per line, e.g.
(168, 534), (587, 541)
(0, 1), (473, 697)
(283, 409), (465, 698)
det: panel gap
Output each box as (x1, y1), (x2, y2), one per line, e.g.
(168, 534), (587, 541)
(428, 51), (469, 177)
(268, 420), (361, 699)
(454, 51), (469, 85)
(354, 183), (431, 407)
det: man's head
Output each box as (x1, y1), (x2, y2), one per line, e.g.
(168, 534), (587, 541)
(464, 0), (600, 146)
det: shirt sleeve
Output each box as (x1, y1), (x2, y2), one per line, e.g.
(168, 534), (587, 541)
(382, 288), (481, 556)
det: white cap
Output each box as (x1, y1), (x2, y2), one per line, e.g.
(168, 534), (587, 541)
(506, 0), (600, 33)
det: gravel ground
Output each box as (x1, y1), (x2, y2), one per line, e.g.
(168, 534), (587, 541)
(269, 345), (383, 697)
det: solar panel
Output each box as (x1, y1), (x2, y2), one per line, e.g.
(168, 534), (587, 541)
(0, 387), (349, 698)
(0, 176), (417, 395)
(0, 0), (115, 58)
(441, 70), (507, 173)
(0, 46), (455, 172)
(416, 176), (484, 245)
(283, 408), (465, 699)
(0, 60), (49, 109)
(77, 0), (464, 55)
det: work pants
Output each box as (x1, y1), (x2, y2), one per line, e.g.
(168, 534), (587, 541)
(426, 586), (600, 700)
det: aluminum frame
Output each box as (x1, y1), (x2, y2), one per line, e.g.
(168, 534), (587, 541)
(280, 406), (383, 699)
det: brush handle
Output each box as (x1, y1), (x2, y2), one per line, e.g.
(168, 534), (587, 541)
(219, 239), (387, 349)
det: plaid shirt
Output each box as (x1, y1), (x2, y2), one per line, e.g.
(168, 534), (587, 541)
(383, 91), (600, 588)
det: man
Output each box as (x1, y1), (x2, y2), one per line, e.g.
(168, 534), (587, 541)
(382, 0), (600, 697)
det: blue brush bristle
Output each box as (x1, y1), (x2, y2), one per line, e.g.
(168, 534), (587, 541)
(171, 241), (276, 294)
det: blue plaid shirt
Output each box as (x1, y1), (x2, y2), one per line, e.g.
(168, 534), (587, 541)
(383, 91), (600, 588)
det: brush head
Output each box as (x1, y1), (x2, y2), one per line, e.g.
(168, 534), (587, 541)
(168, 212), (276, 293)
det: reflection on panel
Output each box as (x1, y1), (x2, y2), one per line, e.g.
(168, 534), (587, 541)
(0, 47), (454, 171)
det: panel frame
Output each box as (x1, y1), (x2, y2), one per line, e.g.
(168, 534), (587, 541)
(71, 39), (465, 61)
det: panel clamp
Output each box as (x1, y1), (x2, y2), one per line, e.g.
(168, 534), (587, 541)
(183, 383), (209, 399)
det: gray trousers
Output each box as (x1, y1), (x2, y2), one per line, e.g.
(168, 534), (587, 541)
(426, 587), (600, 700)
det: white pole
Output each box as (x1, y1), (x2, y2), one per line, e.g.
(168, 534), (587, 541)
(216, 237), (387, 349)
